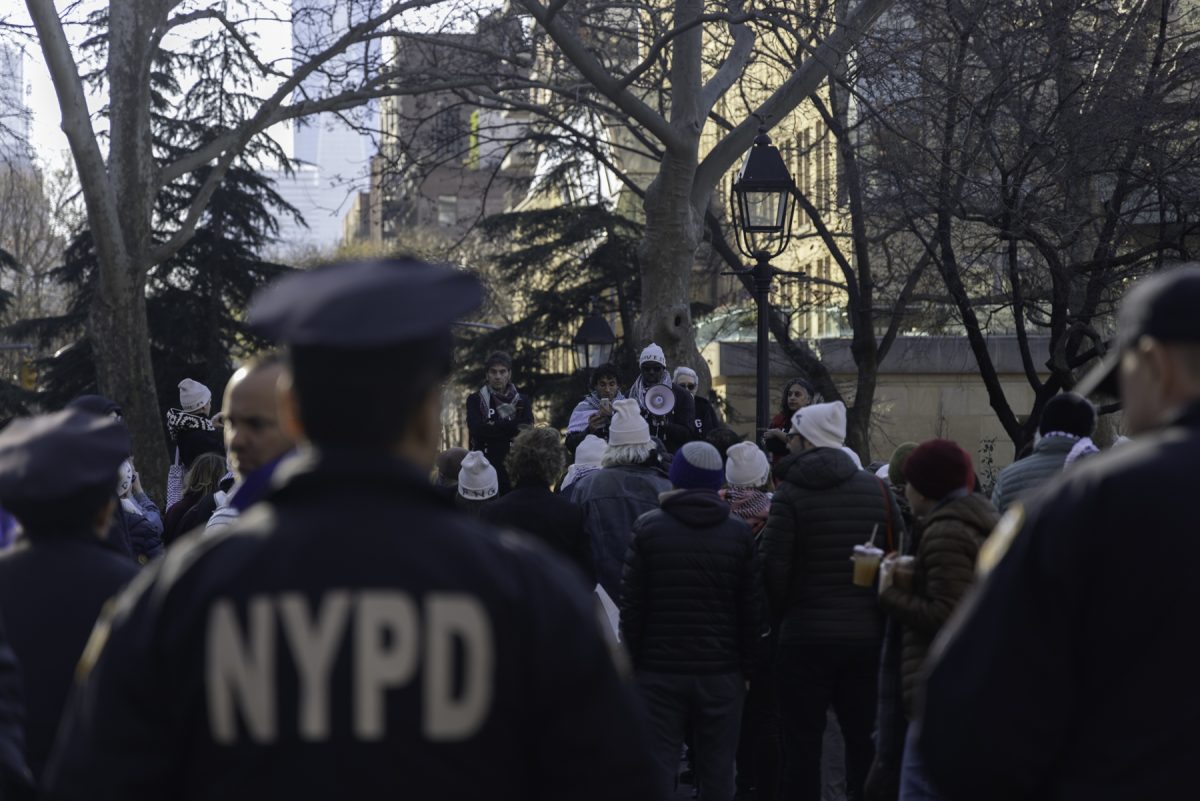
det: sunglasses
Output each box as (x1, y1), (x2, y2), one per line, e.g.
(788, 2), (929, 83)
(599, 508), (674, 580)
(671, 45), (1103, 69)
(678, 382), (696, 390)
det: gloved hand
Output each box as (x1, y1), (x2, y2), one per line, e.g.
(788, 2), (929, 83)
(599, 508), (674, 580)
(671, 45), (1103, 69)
(863, 755), (901, 801)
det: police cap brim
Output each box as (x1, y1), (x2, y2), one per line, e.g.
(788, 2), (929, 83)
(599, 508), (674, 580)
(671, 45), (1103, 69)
(0, 409), (130, 505)
(247, 259), (482, 348)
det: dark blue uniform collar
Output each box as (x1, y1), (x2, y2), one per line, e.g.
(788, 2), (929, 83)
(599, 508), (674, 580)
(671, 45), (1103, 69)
(1170, 398), (1200, 429)
(267, 446), (453, 509)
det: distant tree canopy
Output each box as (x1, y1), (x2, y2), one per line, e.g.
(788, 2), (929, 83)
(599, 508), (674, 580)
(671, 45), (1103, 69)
(4, 159), (295, 426)
(458, 202), (642, 428)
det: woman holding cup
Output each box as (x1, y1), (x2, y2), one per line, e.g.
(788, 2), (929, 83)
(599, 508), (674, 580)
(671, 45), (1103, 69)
(875, 439), (999, 801)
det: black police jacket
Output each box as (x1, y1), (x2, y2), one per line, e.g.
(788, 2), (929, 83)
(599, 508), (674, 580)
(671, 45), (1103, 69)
(920, 400), (1200, 801)
(0, 533), (137, 780)
(43, 448), (661, 801)
(619, 490), (763, 676)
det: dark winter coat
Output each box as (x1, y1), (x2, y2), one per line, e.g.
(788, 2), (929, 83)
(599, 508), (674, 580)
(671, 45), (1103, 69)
(0, 613), (30, 799)
(920, 400), (1200, 801)
(165, 409), (224, 468)
(43, 448), (660, 801)
(760, 447), (903, 644)
(990, 434), (1078, 512)
(879, 492), (998, 718)
(177, 474), (236, 535)
(618, 490), (763, 675)
(163, 491), (204, 546)
(691, 396), (722, 440)
(0, 532), (137, 780)
(119, 508), (164, 565)
(483, 481), (596, 586)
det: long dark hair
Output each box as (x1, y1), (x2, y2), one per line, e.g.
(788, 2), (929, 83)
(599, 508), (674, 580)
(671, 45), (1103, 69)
(777, 377), (817, 419)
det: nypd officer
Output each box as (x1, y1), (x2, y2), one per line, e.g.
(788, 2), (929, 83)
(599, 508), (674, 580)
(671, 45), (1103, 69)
(43, 259), (661, 801)
(917, 265), (1200, 800)
(0, 410), (137, 783)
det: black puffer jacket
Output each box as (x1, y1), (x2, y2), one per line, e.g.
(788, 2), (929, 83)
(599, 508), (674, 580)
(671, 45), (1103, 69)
(761, 447), (903, 643)
(619, 489), (763, 675)
(879, 492), (998, 718)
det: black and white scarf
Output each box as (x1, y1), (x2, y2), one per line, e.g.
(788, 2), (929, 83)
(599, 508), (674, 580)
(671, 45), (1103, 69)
(479, 383), (521, 419)
(165, 407), (215, 443)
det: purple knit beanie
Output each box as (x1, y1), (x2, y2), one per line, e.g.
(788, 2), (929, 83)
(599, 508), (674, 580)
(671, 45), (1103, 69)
(669, 441), (725, 492)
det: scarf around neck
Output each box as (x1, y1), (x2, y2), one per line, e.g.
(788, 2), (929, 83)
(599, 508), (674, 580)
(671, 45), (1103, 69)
(479, 383), (520, 417)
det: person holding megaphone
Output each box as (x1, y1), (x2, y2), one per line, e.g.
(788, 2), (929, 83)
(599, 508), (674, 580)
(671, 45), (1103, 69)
(629, 343), (697, 455)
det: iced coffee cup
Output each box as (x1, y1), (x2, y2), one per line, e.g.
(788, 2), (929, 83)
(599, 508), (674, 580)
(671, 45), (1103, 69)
(852, 544), (885, 587)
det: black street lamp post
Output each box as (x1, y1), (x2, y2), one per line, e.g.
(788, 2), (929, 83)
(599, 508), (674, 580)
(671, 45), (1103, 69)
(731, 127), (796, 439)
(572, 301), (617, 376)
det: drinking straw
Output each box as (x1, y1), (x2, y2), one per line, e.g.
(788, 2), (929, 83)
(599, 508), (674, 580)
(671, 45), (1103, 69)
(868, 524), (879, 547)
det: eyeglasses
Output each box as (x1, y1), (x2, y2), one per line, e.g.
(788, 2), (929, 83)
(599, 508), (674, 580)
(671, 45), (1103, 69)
(678, 383), (696, 390)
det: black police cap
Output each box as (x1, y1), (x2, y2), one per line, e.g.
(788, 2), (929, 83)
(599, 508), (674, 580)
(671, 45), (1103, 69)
(1077, 265), (1200, 398)
(247, 258), (482, 348)
(0, 409), (130, 506)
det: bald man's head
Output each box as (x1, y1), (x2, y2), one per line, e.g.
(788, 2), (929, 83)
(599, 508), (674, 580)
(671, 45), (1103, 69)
(222, 357), (293, 478)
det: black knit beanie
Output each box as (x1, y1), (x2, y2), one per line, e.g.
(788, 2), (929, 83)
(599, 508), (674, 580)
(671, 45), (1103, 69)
(1039, 393), (1096, 437)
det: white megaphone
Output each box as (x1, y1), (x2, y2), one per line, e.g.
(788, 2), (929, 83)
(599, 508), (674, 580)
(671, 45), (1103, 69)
(644, 384), (676, 417)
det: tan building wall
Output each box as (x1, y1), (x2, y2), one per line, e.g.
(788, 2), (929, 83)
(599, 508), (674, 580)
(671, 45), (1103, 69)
(705, 336), (1058, 476)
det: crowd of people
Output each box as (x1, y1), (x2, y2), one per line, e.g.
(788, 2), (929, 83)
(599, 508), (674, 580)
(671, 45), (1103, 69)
(0, 258), (1193, 800)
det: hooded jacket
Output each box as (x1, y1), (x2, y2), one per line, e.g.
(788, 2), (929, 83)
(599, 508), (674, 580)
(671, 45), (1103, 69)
(618, 490), (763, 675)
(761, 447), (903, 643)
(879, 492), (998, 718)
(990, 434), (1077, 512)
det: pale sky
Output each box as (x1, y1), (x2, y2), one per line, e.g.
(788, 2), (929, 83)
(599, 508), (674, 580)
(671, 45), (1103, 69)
(0, 0), (493, 170)
(0, 1), (301, 166)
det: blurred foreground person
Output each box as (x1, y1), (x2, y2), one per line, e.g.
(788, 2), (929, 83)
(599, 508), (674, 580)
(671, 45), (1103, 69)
(43, 258), (660, 801)
(0, 410), (137, 782)
(920, 265), (1200, 801)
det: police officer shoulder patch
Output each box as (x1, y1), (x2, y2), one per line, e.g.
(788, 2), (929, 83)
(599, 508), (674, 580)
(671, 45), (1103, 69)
(977, 502), (1025, 577)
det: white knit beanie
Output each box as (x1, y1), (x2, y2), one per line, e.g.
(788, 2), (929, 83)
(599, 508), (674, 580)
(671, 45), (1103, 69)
(607, 398), (651, 446)
(790, 401), (847, 450)
(673, 366), (698, 384)
(457, 451), (498, 500)
(725, 441), (770, 488)
(178, 378), (212, 413)
(638, 343), (667, 367)
(574, 434), (607, 467)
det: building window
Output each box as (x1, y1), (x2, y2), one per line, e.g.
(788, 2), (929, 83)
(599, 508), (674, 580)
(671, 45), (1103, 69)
(437, 195), (458, 226)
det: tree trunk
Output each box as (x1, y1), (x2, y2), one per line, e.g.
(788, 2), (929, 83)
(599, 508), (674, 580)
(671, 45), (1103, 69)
(635, 151), (709, 387)
(97, 1), (169, 502)
(89, 267), (168, 501)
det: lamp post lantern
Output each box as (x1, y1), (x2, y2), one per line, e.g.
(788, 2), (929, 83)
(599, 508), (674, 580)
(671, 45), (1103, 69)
(572, 302), (617, 375)
(731, 127), (796, 440)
